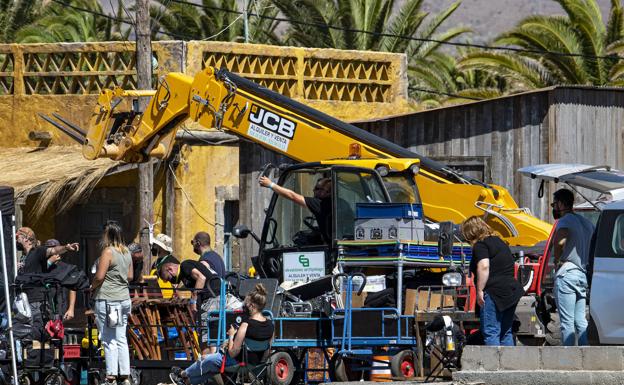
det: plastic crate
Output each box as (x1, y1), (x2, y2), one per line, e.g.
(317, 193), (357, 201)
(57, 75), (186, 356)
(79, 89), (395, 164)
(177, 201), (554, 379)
(356, 203), (423, 219)
(63, 344), (81, 359)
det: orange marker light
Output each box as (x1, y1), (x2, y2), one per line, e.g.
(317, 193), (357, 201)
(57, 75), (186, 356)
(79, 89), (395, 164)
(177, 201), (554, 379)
(349, 143), (362, 159)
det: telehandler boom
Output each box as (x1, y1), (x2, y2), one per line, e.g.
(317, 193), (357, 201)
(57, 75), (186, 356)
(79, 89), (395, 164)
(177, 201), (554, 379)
(44, 66), (551, 246)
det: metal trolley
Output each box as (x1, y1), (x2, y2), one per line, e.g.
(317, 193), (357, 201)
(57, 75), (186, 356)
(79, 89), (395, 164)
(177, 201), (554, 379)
(206, 272), (420, 384)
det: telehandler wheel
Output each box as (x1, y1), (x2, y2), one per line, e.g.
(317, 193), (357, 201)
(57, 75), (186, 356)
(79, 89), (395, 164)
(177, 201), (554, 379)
(545, 312), (562, 346)
(269, 351), (295, 385)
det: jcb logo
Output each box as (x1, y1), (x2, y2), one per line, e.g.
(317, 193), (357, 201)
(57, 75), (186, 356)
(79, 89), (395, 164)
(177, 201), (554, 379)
(249, 104), (296, 139)
(298, 255), (310, 267)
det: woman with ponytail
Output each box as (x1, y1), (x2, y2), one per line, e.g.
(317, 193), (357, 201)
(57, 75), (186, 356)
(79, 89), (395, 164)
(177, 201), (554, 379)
(91, 220), (133, 385)
(170, 283), (274, 385)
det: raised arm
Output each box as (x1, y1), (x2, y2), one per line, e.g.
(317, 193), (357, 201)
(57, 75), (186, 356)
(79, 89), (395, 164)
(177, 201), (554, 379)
(259, 176), (307, 208)
(46, 243), (79, 257)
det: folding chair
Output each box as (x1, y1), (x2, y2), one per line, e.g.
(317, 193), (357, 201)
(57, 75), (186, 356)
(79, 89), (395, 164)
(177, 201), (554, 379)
(423, 315), (464, 382)
(221, 338), (271, 385)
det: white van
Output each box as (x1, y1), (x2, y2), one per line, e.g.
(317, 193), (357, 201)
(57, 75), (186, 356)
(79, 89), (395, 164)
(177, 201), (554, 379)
(518, 164), (624, 344)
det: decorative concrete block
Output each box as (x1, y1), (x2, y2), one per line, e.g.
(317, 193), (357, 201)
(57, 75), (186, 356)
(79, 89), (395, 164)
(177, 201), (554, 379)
(540, 346), (582, 370)
(580, 346), (624, 371)
(499, 346), (540, 370)
(461, 345), (500, 371)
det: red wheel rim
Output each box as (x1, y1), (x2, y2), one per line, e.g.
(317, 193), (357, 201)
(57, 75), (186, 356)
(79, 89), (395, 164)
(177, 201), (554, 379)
(400, 357), (415, 377)
(275, 357), (290, 381)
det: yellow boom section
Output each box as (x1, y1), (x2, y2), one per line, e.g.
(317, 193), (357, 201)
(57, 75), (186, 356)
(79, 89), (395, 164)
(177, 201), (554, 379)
(81, 67), (551, 246)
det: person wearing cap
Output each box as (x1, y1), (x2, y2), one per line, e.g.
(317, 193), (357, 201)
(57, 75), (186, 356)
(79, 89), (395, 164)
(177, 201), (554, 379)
(15, 227), (79, 334)
(127, 242), (144, 285)
(151, 233), (173, 259)
(192, 232), (225, 278)
(44, 239), (77, 321)
(148, 233), (176, 299)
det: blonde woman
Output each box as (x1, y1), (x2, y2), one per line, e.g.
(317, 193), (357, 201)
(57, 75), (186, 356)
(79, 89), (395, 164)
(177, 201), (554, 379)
(91, 221), (133, 385)
(461, 216), (523, 346)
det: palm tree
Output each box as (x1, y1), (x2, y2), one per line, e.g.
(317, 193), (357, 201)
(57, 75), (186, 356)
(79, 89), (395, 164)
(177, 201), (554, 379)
(409, 49), (507, 108)
(0, 0), (46, 42)
(151, 0), (281, 43)
(457, 0), (624, 90)
(270, 0), (472, 107)
(14, 0), (129, 43)
(270, 0), (467, 53)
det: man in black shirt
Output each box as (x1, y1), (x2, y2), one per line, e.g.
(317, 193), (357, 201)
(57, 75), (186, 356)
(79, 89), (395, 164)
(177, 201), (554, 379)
(43, 239), (77, 322)
(156, 256), (215, 313)
(259, 176), (332, 244)
(15, 227), (78, 337)
(192, 232), (225, 278)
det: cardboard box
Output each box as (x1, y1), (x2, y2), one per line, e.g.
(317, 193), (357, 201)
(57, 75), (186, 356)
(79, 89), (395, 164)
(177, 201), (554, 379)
(404, 289), (456, 314)
(341, 291), (368, 308)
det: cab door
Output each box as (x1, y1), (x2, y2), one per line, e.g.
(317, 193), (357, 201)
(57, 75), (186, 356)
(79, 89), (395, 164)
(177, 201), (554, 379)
(257, 164), (389, 282)
(589, 206), (624, 344)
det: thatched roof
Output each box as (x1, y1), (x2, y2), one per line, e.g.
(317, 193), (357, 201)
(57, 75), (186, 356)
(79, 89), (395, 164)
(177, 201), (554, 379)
(0, 146), (120, 219)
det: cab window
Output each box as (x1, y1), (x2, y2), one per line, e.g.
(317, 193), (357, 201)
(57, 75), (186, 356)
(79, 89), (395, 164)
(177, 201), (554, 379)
(265, 170), (324, 249)
(335, 170), (388, 240)
(612, 214), (624, 255)
(382, 174), (422, 204)
(595, 211), (624, 258)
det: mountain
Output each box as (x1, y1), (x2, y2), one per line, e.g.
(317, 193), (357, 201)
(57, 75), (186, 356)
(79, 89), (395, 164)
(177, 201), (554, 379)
(417, 0), (612, 42)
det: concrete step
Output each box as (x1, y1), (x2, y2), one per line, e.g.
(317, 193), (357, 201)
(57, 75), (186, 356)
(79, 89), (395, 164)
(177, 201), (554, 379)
(453, 346), (624, 385)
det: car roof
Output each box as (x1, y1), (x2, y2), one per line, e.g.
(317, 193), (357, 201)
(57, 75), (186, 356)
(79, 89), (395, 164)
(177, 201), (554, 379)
(517, 164), (596, 182)
(603, 199), (624, 211)
(518, 164), (624, 195)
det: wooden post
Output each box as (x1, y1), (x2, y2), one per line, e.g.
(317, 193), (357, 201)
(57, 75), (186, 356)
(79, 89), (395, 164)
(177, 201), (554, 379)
(165, 158), (175, 243)
(136, 0), (154, 274)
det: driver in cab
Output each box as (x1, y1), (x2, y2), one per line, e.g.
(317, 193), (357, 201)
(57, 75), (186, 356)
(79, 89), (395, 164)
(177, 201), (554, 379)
(259, 176), (332, 244)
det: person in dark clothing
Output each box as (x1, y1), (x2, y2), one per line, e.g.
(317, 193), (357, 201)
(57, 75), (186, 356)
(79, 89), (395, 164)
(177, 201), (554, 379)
(43, 239), (77, 321)
(127, 242), (144, 285)
(169, 283), (274, 385)
(192, 232), (225, 278)
(15, 227), (78, 335)
(156, 256), (215, 313)
(259, 175), (332, 244)
(461, 216), (523, 346)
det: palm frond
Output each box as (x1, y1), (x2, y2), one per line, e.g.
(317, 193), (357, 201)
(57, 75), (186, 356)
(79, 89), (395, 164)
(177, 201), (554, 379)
(409, 0), (461, 56)
(458, 51), (552, 89)
(380, 0), (425, 52)
(606, 0), (624, 45)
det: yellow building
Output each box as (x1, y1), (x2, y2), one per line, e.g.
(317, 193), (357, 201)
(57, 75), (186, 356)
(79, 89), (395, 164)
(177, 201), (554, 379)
(0, 41), (412, 279)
